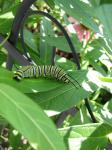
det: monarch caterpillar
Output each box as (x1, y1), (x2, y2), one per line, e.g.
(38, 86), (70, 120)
(14, 65), (81, 88)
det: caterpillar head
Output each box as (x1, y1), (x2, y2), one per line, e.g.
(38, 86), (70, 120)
(13, 70), (23, 81)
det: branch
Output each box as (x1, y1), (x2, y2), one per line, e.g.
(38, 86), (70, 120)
(0, 35), (30, 66)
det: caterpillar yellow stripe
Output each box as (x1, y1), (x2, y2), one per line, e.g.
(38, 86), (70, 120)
(14, 65), (81, 88)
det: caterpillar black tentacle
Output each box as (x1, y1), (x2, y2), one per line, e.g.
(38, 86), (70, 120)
(13, 65), (81, 88)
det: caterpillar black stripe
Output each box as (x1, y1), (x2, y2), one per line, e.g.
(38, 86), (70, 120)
(13, 65), (81, 88)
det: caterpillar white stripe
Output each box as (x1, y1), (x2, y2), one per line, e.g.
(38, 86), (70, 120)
(14, 65), (81, 88)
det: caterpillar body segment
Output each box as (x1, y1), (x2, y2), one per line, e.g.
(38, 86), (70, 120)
(14, 65), (80, 88)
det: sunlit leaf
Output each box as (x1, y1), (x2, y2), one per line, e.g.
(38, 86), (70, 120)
(91, 101), (112, 128)
(0, 83), (66, 150)
(0, 3), (20, 33)
(0, 67), (64, 93)
(96, 4), (112, 51)
(54, 0), (99, 33)
(39, 17), (54, 64)
(60, 123), (112, 150)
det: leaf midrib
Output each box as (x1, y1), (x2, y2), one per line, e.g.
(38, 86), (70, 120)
(0, 88), (57, 150)
(38, 86), (80, 104)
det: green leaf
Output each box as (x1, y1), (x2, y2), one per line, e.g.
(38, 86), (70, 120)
(69, 105), (92, 125)
(39, 17), (54, 65)
(104, 98), (112, 113)
(56, 55), (77, 71)
(45, 36), (71, 52)
(28, 85), (89, 116)
(0, 67), (64, 93)
(59, 123), (112, 150)
(91, 101), (112, 128)
(0, 3), (20, 33)
(0, 0), (19, 11)
(86, 69), (112, 93)
(44, 35), (82, 53)
(0, 83), (66, 150)
(21, 28), (43, 64)
(23, 28), (38, 53)
(96, 4), (112, 50)
(89, 0), (100, 7)
(27, 70), (91, 116)
(85, 49), (106, 75)
(0, 51), (6, 65)
(99, 76), (112, 82)
(0, 115), (8, 126)
(100, 0), (112, 4)
(44, 0), (55, 9)
(54, 0), (99, 33)
(89, 38), (112, 57)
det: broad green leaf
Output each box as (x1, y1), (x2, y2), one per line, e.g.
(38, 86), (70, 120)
(21, 28), (43, 64)
(0, 3), (20, 33)
(44, 35), (82, 53)
(54, 0), (99, 33)
(91, 101), (112, 128)
(89, 38), (112, 58)
(89, 0), (100, 7)
(69, 105), (92, 125)
(56, 55), (77, 71)
(100, 0), (112, 4)
(86, 69), (112, 93)
(27, 70), (92, 116)
(89, 38), (112, 69)
(0, 67), (64, 93)
(0, 83), (66, 150)
(99, 53), (112, 70)
(96, 4), (112, 50)
(27, 86), (89, 116)
(85, 49), (106, 75)
(39, 17), (54, 65)
(45, 36), (71, 52)
(0, 0), (19, 11)
(104, 98), (112, 112)
(44, 0), (55, 9)
(59, 123), (112, 150)
(23, 28), (38, 53)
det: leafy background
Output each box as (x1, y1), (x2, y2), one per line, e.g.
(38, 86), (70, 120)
(0, 0), (112, 149)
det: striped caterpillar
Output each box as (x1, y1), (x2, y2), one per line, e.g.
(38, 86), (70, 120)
(14, 65), (80, 88)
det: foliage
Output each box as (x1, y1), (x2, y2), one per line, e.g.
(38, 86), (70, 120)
(0, 0), (112, 149)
